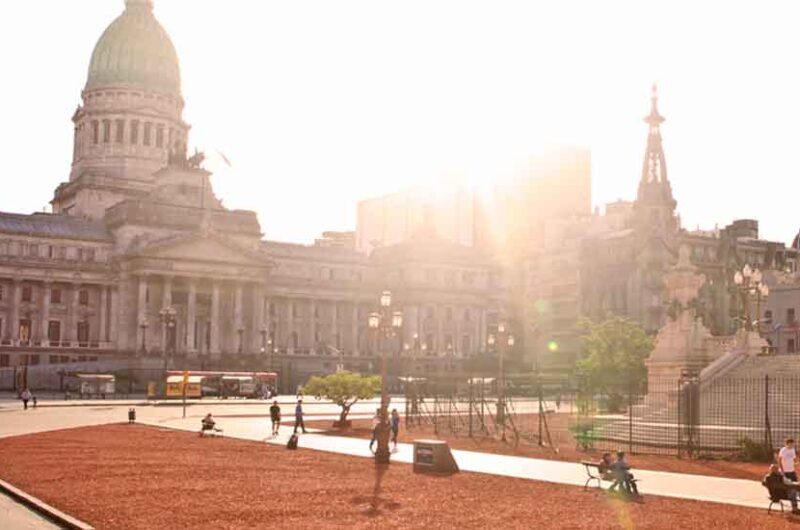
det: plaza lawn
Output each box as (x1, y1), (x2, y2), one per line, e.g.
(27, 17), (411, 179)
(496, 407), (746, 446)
(0, 424), (790, 529)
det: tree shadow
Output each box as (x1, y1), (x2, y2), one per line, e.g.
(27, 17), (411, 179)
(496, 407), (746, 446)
(350, 463), (400, 517)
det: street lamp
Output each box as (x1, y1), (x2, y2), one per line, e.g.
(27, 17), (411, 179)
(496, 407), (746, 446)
(368, 290), (403, 464)
(139, 317), (149, 354)
(159, 306), (177, 371)
(488, 322), (514, 442)
(733, 264), (770, 332)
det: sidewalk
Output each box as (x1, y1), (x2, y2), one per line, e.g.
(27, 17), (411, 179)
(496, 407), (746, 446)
(0, 491), (61, 530)
(143, 415), (768, 512)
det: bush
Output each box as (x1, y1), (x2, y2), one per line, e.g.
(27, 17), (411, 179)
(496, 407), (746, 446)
(735, 436), (774, 462)
(569, 422), (597, 451)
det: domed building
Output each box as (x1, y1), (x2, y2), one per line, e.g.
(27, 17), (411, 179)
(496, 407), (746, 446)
(0, 0), (497, 392)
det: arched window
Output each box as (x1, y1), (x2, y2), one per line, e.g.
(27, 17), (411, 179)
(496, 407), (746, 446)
(143, 122), (152, 146)
(291, 331), (299, 349)
(115, 119), (125, 143)
(102, 120), (111, 143)
(130, 120), (139, 144)
(92, 120), (99, 144)
(156, 125), (164, 147)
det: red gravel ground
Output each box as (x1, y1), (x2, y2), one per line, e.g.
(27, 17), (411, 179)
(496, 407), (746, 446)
(306, 416), (768, 481)
(0, 424), (794, 529)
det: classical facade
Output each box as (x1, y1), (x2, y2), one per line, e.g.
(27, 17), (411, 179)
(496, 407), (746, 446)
(0, 0), (500, 391)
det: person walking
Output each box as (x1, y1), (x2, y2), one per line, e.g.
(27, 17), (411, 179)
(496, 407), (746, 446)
(390, 408), (401, 449)
(368, 408), (381, 453)
(293, 399), (307, 434)
(780, 438), (798, 482)
(270, 400), (281, 437)
(20, 388), (32, 410)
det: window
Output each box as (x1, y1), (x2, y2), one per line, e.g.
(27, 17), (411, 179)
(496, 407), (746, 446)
(51, 288), (61, 304)
(314, 304), (320, 318)
(788, 308), (796, 325)
(28, 244), (38, 257)
(292, 303), (298, 318)
(444, 334), (453, 352)
(156, 125), (164, 147)
(291, 331), (299, 349)
(0, 354), (8, 367)
(143, 122), (152, 146)
(425, 334), (435, 354)
(21, 285), (32, 302)
(19, 319), (31, 343)
(29, 355), (40, 366)
(789, 339), (796, 354)
(85, 248), (95, 262)
(102, 120), (111, 143)
(49, 355), (59, 364)
(130, 120), (139, 144)
(92, 120), (99, 144)
(462, 335), (471, 354)
(764, 310), (773, 325)
(77, 322), (89, 344)
(79, 289), (89, 306)
(115, 119), (125, 143)
(48, 321), (61, 343)
(0, 284), (4, 301)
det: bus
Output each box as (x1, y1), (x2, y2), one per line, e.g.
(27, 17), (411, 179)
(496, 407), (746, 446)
(164, 371), (278, 399)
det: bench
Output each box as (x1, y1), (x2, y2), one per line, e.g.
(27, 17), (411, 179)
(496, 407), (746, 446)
(765, 484), (796, 514)
(581, 461), (614, 490)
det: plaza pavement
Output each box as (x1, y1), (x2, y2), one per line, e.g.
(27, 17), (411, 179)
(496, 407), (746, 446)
(0, 491), (61, 530)
(0, 397), (771, 515)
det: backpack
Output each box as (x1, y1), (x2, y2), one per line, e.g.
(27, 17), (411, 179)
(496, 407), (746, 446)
(286, 433), (299, 450)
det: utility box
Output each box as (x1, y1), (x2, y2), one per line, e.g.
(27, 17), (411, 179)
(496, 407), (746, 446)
(413, 439), (459, 475)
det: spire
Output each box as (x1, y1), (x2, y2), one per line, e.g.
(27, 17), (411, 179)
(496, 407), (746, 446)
(641, 84), (667, 185)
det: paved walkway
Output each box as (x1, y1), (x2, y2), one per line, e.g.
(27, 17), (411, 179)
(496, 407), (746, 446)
(0, 491), (61, 530)
(143, 415), (768, 511)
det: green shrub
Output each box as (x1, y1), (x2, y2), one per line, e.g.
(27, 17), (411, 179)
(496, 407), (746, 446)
(569, 422), (597, 451)
(735, 436), (774, 462)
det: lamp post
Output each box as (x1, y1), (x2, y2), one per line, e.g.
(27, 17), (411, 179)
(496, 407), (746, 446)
(159, 306), (177, 372)
(733, 264), (770, 332)
(139, 317), (148, 354)
(368, 290), (403, 464)
(487, 322), (514, 442)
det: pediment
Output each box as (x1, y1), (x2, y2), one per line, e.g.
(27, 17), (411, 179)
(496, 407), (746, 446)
(135, 233), (269, 268)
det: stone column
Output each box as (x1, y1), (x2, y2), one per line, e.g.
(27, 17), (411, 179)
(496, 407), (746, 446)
(351, 302), (359, 356)
(210, 281), (220, 357)
(234, 283), (243, 353)
(136, 275), (148, 351)
(70, 282), (81, 344)
(109, 285), (119, 347)
(479, 308), (487, 353)
(264, 295), (272, 349)
(99, 285), (108, 343)
(437, 305), (444, 355)
(331, 300), (338, 349)
(187, 280), (197, 355)
(9, 279), (20, 342)
(41, 280), (51, 347)
(252, 283), (263, 353)
(286, 299), (295, 354)
(310, 299), (317, 353)
(161, 275), (172, 352)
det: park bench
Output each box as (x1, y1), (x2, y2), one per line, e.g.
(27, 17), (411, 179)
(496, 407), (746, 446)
(581, 460), (614, 490)
(581, 461), (640, 493)
(765, 483), (795, 514)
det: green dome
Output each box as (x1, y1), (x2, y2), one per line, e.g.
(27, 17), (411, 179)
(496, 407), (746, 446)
(85, 0), (180, 95)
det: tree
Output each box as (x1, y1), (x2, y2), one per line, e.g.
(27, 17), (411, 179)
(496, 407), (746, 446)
(576, 316), (654, 412)
(303, 371), (381, 427)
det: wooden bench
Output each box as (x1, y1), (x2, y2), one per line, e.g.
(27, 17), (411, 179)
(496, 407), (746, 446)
(581, 461), (614, 490)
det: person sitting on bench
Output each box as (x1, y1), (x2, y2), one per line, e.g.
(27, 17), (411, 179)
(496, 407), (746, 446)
(200, 413), (222, 436)
(610, 451), (638, 495)
(763, 463), (800, 514)
(598, 453), (614, 478)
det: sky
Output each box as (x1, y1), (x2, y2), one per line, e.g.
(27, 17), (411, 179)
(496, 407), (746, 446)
(2, 0), (800, 244)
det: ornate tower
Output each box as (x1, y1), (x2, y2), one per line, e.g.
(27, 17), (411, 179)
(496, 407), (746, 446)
(52, 0), (190, 219)
(634, 85), (678, 233)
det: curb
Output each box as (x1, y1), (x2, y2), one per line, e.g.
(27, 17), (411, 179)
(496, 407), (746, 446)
(0, 478), (94, 530)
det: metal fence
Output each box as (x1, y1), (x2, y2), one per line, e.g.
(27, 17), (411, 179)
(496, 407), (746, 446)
(402, 372), (800, 458)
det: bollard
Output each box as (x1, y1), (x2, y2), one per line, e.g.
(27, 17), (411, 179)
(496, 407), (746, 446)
(128, 407), (136, 424)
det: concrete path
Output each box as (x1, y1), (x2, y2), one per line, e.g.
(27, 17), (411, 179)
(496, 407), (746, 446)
(142, 414), (769, 511)
(0, 491), (62, 530)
